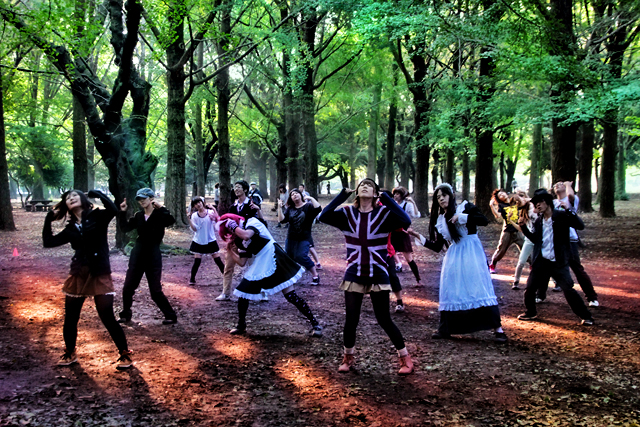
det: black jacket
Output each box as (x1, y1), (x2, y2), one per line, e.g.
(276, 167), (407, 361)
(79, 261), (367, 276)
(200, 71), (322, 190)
(119, 206), (175, 247)
(42, 190), (117, 276)
(521, 208), (584, 266)
(424, 202), (488, 253)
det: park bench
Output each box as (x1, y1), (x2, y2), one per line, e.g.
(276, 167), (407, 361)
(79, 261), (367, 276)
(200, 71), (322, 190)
(25, 199), (53, 212)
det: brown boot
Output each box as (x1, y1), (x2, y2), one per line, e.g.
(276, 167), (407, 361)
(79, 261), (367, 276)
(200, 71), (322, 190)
(398, 354), (414, 375)
(338, 354), (355, 373)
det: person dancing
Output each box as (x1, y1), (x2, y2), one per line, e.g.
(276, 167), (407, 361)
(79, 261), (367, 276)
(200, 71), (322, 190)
(217, 214), (323, 337)
(419, 183), (507, 343)
(390, 186), (422, 285)
(319, 178), (414, 375)
(118, 188), (178, 325)
(188, 196), (224, 285)
(511, 194), (537, 290)
(512, 189), (595, 325)
(43, 189), (132, 369)
(277, 189), (321, 285)
(488, 189), (523, 274)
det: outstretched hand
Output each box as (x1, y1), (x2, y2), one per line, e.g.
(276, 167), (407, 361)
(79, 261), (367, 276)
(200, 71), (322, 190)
(120, 198), (127, 212)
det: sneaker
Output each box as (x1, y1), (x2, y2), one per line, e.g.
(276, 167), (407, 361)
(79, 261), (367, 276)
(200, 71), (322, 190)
(517, 313), (538, 321)
(395, 304), (405, 313)
(552, 286), (562, 292)
(511, 281), (520, 290)
(489, 264), (496, 274)
(260, 292), (269, 301)
(588, 300), (599, 307)
(230, 325), (246, 335)
(162, 318), (177, 325)
(188, 280), (196, 286)
(215, 293), (231, 301)
(494, 332), (508, 343)
(581, 318), (595, 326)
(310, 325), (323, 337)
(316, 263), (323, 270)
(116, 351), (133, 370)
(535, 297), (545, 304)
(395, 265), (403, 273)
(57, 351), (78, 366)
(311, 277), (320, 286)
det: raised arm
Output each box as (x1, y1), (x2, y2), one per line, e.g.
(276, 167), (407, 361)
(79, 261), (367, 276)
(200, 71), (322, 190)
(318, 188), (351, 229)
(42, 211), (71, 248)
(88, 189), (117, 220)
(462, 202), (489, 227)
(379, 191), (411, 230)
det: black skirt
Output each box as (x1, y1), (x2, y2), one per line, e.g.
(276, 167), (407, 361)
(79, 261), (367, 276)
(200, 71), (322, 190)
(390, 230), (413, 253)
(190, 240), (220, 254)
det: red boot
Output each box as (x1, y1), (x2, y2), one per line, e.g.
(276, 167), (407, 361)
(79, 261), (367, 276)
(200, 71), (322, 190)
(398, 354), (414, 375)
(338, 354), (355, 372)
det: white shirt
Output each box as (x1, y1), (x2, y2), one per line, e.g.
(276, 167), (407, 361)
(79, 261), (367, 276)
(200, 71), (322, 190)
(399, 200), (421, 218)
(541, 216), (556, 261)
(191, 210), (217, 245)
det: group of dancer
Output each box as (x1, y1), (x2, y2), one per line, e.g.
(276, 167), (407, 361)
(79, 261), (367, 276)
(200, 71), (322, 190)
(42, 177), (597, 376)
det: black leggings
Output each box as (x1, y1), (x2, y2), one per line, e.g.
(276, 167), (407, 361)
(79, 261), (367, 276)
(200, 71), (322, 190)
(64, 294), (128, 353)
(343, 291), (405, 350)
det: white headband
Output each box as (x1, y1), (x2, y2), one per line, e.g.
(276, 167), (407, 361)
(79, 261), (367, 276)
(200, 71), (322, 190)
(434, 183), (454, 194)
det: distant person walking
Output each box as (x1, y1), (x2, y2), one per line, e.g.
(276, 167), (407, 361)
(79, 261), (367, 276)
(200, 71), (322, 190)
(118, 188), (178, 325)
(43, 189), (132, 369)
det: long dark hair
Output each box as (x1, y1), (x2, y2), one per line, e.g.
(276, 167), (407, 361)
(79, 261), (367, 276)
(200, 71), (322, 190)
(51, 190), (93, 222)
(491, 188), (507, 204)
(286, 189), (304, 208)
(428, 185), (461, 243)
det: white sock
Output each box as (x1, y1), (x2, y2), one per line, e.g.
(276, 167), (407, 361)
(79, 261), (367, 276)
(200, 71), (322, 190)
(397, 347), (408, 357)
(344, 347), (355, 355)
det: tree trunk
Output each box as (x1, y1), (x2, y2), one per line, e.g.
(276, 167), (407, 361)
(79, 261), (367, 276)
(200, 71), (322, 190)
(599, 117), (617, 217)
(0, 69), (16, 230)
(385, 65), (398, 190)
(164, 0), (188, 225)
(349, 135), (357, 189)
(367, 82), (381, 179)
(529, 123), (542, 196)
(193, 43), (205, 197)
(259, 150), (268, 199)
(616, 134), (627, 200)
(216, 0), (233, 214)
(461, 149), (470, 202)
(431, 150), (440, 190)
(550, 120), (577, 183)
(445, 149), (455, 188)
(268, 154), (277, 202)
(300, 12), (320, 198)
(578, 120), (594, 212)
(87, 132), (95, 190)
(72, 94), (88, 191)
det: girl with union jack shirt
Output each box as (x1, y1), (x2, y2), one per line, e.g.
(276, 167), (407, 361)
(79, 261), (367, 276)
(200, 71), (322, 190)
(319, 178), (414, 375)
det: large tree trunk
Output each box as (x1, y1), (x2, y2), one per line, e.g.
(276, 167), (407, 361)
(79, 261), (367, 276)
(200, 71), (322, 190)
(385, 68), (398, 190)
(578, 120), (594, 212)
(349, 135), (357, 189)
(550, 120), (577, 183)
(431, 150), (440, 190)
(268, 155), (277, 202)
(300, 12), (319, 198)
(445, 149), (455, 188)
(0, 69), (16, 231)
(529, 123), (542, 196)
(72, 95), (88, 191)
(164, 0), (188, 226)
(461, 149), (470, 202)
(616, 134), (627, 200)
(367, 82), (381, 179)
(216, 0), (232, 214)
(193, 43), (205, 197)
(600, 117), (617, 217)
(258, 150), (268, 199)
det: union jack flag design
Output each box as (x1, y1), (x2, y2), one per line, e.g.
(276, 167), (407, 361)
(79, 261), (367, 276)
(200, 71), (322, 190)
(342, 206), (391, 281)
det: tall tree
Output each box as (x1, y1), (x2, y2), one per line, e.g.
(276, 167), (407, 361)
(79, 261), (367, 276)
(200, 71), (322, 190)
(0, 68), (16, 230)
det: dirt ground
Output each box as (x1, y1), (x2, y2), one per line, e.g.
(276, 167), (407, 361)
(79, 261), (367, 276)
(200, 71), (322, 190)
(1, 195), (639, 427)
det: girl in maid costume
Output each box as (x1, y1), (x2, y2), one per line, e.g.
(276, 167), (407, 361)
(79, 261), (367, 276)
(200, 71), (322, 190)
(319, 178), (414, 375)
(416, 183), (508, 343)
(217, 213), (323, 337)
(188, 196), (224, 285)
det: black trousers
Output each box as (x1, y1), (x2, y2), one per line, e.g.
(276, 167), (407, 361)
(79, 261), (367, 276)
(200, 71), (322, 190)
(524, 257), (592, 321)
(343, 291), (405, 350)
(536, 242), (598, 302)
(122, 245), (176, 319)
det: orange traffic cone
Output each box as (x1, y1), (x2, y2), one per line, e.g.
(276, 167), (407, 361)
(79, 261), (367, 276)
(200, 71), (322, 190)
(12, 248), (19, 256)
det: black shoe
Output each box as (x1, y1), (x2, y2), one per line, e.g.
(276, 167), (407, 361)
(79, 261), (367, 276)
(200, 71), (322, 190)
(517, 313), (538, 321)
(311, 277), (320, 286)
(162, 318), (177, 325)
(118, 311), (131, 323)
(511, 281), (520, 290)
(494, 332), (508, 343)
(230, 325), (246, 335)
(431, 332), (451, 339)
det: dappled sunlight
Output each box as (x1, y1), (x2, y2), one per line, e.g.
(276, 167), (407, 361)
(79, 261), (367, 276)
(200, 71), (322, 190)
(209, 337), (257, 361)
(8, 298), (61, 322)
(401, 294), (438, 309)
(274, 358), (324, 392)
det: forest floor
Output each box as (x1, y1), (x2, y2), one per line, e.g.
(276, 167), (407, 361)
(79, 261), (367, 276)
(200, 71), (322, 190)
(0, 195), (639, 427)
